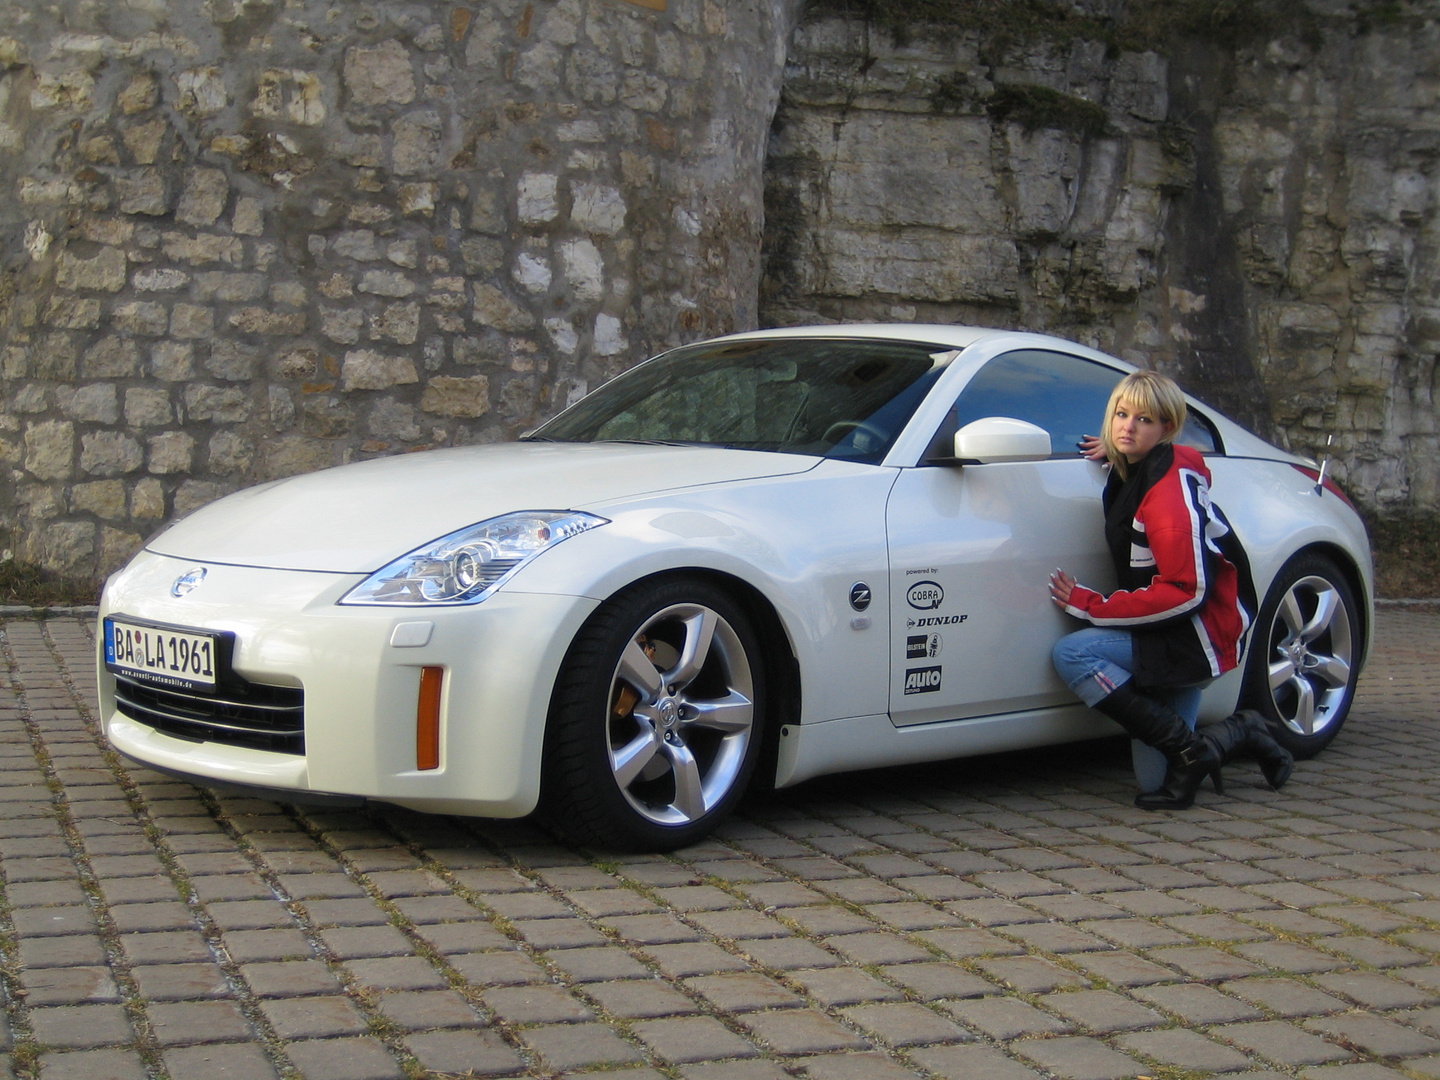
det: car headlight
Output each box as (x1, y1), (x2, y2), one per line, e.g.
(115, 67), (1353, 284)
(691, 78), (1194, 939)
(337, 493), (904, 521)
(339, 511), (608, 606)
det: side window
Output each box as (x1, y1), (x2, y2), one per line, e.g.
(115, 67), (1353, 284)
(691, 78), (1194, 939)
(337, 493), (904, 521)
(938, 350), (1121, 460)
(1178, 409), (1220, 454)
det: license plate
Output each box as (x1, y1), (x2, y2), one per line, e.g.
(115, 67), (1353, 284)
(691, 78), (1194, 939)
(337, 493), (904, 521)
(105, 618), (219, 692)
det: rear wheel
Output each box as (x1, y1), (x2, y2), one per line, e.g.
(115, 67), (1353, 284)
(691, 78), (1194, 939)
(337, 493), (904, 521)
(542, 577), (766, 851)
(1243, 553), (1361, 759)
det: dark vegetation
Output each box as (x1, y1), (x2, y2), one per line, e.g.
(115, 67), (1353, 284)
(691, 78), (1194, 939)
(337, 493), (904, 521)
(0, 559), (99, 608)
(802, 0), (1422, 54)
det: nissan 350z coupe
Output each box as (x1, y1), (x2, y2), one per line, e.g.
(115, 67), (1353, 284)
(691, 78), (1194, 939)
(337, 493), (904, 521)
(98, 326), (1373, 850)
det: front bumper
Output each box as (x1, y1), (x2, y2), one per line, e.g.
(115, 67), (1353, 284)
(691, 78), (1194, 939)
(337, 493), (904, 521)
(98, 551), (598, 818)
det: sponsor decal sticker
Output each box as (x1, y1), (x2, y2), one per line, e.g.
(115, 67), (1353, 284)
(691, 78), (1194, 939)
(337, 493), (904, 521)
(904, 567), (938, 576)
(906, 634), (943, 659)
(907, 614), (968, 628)
(906, 580), (944, 610)
(904, 665), (942, 694)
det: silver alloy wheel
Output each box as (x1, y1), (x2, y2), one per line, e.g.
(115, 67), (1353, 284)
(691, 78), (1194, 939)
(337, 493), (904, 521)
(605, 602), (756, 826)
(1264, 573), (1354, 738)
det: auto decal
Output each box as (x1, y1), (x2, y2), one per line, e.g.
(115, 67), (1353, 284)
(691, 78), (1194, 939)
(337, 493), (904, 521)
(848, 582), (872, 611)
(905, 580), (944, 610)
(170, 567), (207, 597)
(903, 666), (942, 694)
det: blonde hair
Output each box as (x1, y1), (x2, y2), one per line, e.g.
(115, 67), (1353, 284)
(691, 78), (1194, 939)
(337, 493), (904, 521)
(1101, 370), (1187, 478)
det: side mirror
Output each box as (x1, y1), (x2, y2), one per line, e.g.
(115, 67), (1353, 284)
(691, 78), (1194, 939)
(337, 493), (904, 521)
(953, 417), (1052, 463)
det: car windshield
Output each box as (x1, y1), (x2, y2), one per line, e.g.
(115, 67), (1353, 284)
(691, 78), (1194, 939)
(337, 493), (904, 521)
(530, 337), (952, 463)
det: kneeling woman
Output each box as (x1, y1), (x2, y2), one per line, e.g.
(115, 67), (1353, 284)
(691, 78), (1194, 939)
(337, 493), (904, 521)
(1048, 370), (1292, 810)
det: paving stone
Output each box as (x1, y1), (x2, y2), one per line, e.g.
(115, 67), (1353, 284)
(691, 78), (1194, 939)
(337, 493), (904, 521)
(1038, 988), (1164, 1032)
(37, 1048), (148, 1080)
(406, 1029), (526, 1076)
(1116, 1027), (1258, 1072)
(146, 1000), (253, 1045)
(18, 934), (106, 968)
(512, 917), (608, 949)
(1222, 978), (1351, 1017)
(1235, 939), (1348, 974)
(483, 982), (594, 1024)
(679, 1059), (789, 1079)
(118, 930), (213, 964)
(449, 950), (549, 986)
(741, 1008), (869, 1054)
(974, 955), (1089, 993)
(915, 927), (1024, 958)
(941, 996), (1071, 1040)
(684, 972), (801, 1012)
(347, 955), (449, 991)
(908, 1042), (1046, 1079)
(283, 1038), (405, 1080)
(1213, 1020), (1355, 1066)
(375, 988), (484, 1030)
(1066, 950), (1181, 988)
(823, 931), (931, 966)
(1302, 1013), (1440, 1057)
(22, 965), (121, 1005)
(840, 1001), (971, 1046)
(1324, 936), (1429, 967)
(633, 1015), (759, 1063)
(415, 921), (511, 953)
(1012, 1035), (1147, 1080)
(217, 929), (312, 962)
(644, 942), (752, 978)
(797, 1050), (926, 1078)
(28, 1003), (133, 1048)
(586, 977), (702, 1018)
(1313, 970), (1438, 1009)
(787, 966), (904, 1006)
(238, 959), (340, 997)
(259, 995), (369, 1038)
(162, 1042), (281, 1080)
(1149, 945), (1267, 981)
(878, 961), (995, 1000)
(318, 925), (415, 959)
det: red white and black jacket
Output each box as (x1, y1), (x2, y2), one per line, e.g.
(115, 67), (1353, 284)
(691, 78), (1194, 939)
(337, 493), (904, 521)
(1063, 443), (1252, 688)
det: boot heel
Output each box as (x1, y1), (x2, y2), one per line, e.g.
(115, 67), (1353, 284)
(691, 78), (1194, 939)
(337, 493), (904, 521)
(1210, 768), (1224, 795)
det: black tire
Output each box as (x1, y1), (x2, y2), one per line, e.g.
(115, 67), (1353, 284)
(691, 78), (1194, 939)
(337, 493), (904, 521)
(1242, 552), (1361, 760)
(541, 577), (767, 851)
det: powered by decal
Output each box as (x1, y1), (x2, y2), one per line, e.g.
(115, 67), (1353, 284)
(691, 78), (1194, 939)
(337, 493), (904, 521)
(904, 666), (942, 694)
(905, 580), (944, 610)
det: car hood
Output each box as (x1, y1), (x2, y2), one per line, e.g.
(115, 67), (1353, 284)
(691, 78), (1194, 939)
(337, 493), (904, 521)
(146, 442), (818, 572)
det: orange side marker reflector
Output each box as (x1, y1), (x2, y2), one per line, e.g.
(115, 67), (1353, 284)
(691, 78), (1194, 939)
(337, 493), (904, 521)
(417, 667), (443, 771)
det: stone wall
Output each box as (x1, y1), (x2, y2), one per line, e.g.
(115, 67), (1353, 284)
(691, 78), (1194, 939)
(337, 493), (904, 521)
(0, 0), (803, 577)
(762, 6), (1440, 510)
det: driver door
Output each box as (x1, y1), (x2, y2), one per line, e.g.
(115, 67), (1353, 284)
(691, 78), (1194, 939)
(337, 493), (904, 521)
(885, 349), (1120, 726)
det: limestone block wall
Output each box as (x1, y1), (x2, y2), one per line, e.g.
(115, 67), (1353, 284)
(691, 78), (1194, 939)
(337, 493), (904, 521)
(0, 0), (803, 577)
(762, 8), (1440, 511)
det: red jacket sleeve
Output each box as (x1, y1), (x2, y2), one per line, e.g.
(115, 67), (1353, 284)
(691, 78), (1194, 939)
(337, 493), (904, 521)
(1063, 465), (1211, 626)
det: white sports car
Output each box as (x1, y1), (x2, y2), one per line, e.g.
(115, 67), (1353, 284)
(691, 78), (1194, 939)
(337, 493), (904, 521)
(98, 326), (1372, 849)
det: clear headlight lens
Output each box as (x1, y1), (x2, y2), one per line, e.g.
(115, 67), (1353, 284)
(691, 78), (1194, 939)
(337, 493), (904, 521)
(339, 511), (608, 606)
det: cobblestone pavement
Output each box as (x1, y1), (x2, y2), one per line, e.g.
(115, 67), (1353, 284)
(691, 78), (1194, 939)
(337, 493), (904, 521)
(0, 609), (1438, 1080)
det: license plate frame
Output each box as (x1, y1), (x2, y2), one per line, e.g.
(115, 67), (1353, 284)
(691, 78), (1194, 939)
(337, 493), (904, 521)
(104, 617), (224, 694)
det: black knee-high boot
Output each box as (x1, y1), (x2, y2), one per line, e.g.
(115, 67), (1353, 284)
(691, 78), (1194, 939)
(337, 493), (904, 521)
(1091, 683), (1221, 810)
(1196, 710), (1294, 791)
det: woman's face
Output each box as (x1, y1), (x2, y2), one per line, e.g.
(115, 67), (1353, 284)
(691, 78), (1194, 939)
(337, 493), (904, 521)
(1111, 398), (1172, 463)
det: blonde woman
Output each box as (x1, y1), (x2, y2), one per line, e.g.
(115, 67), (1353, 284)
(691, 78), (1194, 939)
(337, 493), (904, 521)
(1049, 370), (1292, 809)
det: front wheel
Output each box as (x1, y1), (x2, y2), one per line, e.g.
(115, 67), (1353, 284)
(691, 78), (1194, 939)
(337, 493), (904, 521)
(541, 577), (766, 851)
(1242, 553), (1362, 759)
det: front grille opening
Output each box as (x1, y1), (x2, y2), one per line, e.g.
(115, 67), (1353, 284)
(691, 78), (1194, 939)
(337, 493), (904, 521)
(113, 675), (304, 755)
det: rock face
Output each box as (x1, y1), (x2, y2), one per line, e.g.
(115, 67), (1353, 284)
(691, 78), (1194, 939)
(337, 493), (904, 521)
(1, 1), (1437, 579)
(763, 8), (1440, 511)
(0, 0), (805, 575)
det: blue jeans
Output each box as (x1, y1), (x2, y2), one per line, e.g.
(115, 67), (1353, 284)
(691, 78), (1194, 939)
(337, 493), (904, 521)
(1052, 627), (1204, 792)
